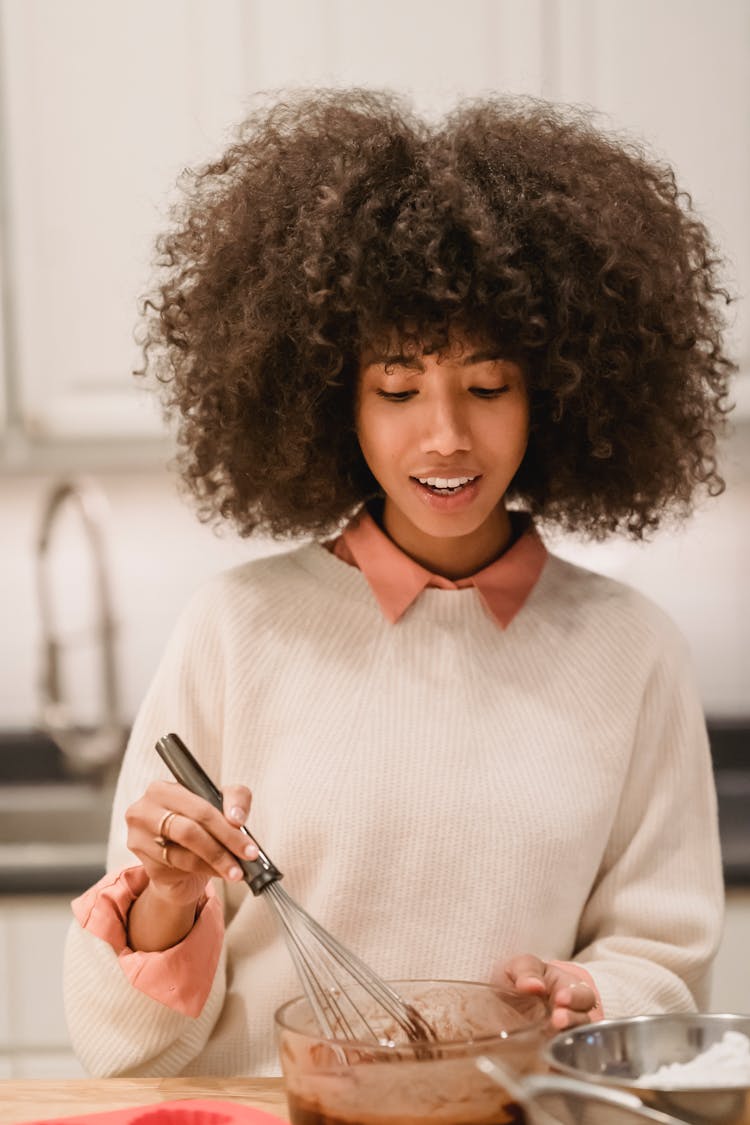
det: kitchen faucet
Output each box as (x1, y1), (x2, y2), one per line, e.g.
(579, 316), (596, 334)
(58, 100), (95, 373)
(36, 476), (127, 776)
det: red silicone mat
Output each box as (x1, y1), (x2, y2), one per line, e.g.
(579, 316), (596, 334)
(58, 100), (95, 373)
(21, 1099), (287, 1125)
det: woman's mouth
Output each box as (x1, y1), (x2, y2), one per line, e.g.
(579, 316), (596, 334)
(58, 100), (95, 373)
(410, 474), (482, 510)
(414, 474), (478, 495)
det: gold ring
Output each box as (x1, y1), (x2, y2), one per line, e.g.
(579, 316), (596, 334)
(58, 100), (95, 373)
(154, 810), (177, 848)
(160, 843), (171, 866)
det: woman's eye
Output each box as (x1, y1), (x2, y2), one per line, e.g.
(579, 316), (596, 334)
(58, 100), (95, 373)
(375, 389), (416, 402)
(470, 385), (510, 398)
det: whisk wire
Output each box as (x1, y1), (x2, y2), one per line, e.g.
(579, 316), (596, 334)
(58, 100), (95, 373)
(276, 910), (337, 1038)
(277, 884), (431, 1035)
(268, 883), (384, 1042)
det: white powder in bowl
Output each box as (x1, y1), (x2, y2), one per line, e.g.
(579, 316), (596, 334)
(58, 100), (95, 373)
(639, 1030), (750, 1087)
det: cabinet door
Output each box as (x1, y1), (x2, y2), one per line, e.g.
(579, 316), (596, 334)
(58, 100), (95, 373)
(0, 895), (87, 1077)
(2, 896), (71, 1048)
(0, 906), (11, 1074)
(712, 889), (750, 1014)
(550, 0), (750, 414)
(0, 0), (250, 442)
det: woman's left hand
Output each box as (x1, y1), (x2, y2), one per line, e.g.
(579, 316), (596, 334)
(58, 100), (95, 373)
(491, 954), (603, 1030)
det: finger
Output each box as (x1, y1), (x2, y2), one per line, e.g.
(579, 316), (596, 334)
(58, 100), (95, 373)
(222, 785), (253, 826)
(127, 819), (238, 882)
(154, 811), (252, 882)
(127, 783), (257, 877)
(127, 826), (219, 886)
(503, 954), (548, 994)
(553, 981), (597, 1012)
(139, 779), (256, 857)
(164, 782), (258, 860)
(550, 1005), (594, 1031)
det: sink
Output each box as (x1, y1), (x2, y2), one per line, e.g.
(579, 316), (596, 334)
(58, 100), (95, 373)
(0, 731), (117, 893)
(0, 784), (114, 894)
(0, 786), (114, 844)
(0, 727), (123, 785)
(0, 729), (72, 783)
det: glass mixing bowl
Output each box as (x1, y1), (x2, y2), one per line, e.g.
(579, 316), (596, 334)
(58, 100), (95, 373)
(275, 978), (549, 1125)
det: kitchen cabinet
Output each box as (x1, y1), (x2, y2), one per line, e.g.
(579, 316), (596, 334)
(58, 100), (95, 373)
(0, 896), (86, 1079)
(711, 889), (750, 1015)
(0, 0), (251, 453)
(553, 0), (750, 414)
(0, 0), (746, 466)
(0, 911), (10, 1077)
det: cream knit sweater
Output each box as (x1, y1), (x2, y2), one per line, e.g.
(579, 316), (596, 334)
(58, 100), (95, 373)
(64, 542), (724, 1077)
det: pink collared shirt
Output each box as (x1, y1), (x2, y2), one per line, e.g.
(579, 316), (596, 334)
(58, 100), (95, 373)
(327, 507), (547, 626)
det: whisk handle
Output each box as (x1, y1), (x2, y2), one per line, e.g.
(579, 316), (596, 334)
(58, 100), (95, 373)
(155, 732), (283, 896)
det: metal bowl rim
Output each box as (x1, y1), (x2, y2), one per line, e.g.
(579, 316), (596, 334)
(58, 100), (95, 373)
(542, 1012), (750, 1093)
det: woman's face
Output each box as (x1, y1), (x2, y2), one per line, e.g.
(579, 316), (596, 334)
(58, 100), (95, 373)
(356, 335), (530, 577)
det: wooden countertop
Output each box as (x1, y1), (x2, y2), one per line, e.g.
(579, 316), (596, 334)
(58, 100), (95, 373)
(0, 1078), (288, 1125)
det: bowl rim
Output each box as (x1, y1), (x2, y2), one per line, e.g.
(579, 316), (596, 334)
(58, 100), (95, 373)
(543, 1012), (750, 1093)
(274, 976), (550, 1052)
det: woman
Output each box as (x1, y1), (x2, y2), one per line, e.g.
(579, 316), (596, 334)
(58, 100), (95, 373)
(64, 89), (731, 1077)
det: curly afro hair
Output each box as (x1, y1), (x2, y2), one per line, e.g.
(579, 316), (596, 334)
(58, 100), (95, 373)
(137, 87), (735, 540)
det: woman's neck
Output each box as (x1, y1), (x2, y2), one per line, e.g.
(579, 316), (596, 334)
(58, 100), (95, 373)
(376, 500), (514, 580)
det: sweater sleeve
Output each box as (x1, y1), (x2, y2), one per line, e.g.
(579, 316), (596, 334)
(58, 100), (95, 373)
(63, 879), (227, 1077)
(572, 621), (724, 1016)
(69, 865), (223, 1015)
(63, 581), (234, 1076)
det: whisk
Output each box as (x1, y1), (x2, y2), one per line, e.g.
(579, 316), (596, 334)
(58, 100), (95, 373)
(156, 732), (436, 1047)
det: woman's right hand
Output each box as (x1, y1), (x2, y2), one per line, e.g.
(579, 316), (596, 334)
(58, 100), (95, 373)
(124, 778), (259, 908)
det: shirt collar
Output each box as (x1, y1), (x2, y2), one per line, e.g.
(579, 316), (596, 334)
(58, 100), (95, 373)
(329, 507), (547, 627)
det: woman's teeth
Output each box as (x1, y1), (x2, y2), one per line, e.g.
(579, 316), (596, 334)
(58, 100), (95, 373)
(415, 475), (477, 494)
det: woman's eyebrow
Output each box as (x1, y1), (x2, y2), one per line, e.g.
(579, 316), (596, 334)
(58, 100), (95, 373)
(363, 349), (504, 367)
(461, 350), (503, 365)
(366, 353), (424, 367)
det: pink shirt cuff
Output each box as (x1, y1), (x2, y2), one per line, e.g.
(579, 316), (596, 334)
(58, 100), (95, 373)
(71, 865), (224, 1018)
(548, 959), (605, 1021)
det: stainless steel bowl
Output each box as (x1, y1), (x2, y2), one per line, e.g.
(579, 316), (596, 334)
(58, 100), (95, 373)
(543, 1013), (750, 1124)
(478, 1054), (694, 1123)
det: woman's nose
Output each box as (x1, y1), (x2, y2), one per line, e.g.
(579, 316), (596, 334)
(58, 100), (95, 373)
(420, 397), (471, 455)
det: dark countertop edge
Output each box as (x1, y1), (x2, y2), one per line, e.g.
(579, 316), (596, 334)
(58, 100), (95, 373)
(724, 867), (750, 888)
(0, 865), (104, 897)
(3, 863), (750, 896)
(707, 719), (750, 771)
